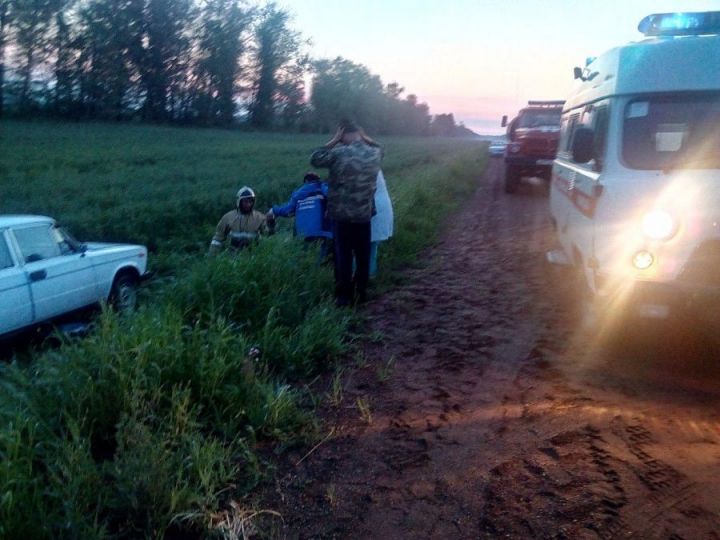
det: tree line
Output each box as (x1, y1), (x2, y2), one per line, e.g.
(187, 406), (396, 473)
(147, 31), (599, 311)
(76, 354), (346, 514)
(0, 0), (473, 136)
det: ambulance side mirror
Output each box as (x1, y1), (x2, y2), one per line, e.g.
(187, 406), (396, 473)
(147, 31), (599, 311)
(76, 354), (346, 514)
(501, 115), (508, 127)
(571, 127), (595, 164)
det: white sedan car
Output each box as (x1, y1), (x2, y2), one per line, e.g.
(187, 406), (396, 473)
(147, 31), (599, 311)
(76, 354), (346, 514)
(0, 215), (149, 338)
(488, 140), (507, 158)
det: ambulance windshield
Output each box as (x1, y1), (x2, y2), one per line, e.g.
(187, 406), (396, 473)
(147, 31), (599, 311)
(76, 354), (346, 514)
(517, 110), (561, 129)
(623, 94), (720, 170)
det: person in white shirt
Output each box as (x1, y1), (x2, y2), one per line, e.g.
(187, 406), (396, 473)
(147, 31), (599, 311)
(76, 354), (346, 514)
(370, 170), (394, 278)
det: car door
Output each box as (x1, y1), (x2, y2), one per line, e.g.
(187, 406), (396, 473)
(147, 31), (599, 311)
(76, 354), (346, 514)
(566, 103), (609, 280)
(551, 112), (580, 255)
(0, 229), (33, 335)
(553, 105), (609, 263)
(12, 223), (97, 323)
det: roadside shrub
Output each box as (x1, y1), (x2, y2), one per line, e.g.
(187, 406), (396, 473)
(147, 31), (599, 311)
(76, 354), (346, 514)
(0, 382), (107, 539)
(0, 307), (310, 536)
(166, 236), (334, 331)
(104, 386), (240, 539)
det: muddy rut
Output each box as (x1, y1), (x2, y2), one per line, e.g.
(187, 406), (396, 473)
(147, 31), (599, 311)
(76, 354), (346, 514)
(264, 160), (720, 539)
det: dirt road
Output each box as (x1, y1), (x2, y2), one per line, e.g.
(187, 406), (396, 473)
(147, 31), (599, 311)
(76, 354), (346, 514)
(265, 160), (720, 539)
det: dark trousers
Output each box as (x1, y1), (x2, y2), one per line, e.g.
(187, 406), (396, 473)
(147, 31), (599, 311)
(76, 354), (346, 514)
(332, 221), (371, 304)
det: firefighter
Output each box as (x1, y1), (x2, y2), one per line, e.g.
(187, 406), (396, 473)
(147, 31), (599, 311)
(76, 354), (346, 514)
(209, 186), (275, 254)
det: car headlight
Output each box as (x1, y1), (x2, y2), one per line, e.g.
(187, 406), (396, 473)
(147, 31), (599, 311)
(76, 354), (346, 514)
(641, 210), (677, 241)
(632, 250), (654, 270)
(509, 143), (521, 153)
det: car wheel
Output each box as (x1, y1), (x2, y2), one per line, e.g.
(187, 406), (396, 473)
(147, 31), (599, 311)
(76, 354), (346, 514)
(110, 274), (138, 313)
(504, 165), (520, 193)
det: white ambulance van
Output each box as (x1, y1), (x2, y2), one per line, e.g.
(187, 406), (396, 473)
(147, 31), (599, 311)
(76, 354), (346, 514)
(550, 11), (720, 321)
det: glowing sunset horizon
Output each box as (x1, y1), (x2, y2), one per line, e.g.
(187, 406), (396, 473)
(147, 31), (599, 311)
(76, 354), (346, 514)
(282, 0), (720, 135)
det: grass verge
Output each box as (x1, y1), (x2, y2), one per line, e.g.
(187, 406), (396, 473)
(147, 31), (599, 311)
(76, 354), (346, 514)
(0, 121), (486, 538)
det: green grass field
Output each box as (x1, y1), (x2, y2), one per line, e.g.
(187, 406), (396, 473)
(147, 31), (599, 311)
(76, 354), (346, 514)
(0, 120), (487, 538)
(1, 121), (481, 260)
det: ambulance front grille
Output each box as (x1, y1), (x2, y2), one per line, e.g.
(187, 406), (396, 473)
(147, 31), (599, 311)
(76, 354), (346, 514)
(521, 139), (557, 156)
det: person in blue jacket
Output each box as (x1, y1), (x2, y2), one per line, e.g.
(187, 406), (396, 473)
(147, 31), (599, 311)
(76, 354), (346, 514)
(267, 172), (333, 256)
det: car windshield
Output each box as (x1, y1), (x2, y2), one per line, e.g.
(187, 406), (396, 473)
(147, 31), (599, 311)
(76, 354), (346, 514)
(517, 110), (561, 128)
(57, 227), (83, 254)
(623, 93), (720, 170)
(0, 233), (13, 269)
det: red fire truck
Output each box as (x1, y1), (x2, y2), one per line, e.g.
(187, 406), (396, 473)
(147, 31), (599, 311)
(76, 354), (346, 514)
(501, 100), (564, 193)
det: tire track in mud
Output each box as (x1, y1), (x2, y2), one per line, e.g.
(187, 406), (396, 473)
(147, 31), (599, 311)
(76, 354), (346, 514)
(267, 161), (720, 539)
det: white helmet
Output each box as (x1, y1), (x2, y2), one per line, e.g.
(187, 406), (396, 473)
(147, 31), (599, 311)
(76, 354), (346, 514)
(236, 186), (256, 203)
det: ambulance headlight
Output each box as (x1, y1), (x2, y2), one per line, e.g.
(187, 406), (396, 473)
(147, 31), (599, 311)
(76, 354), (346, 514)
(632, 250), (654, 270)
(641, 210), (677, 241)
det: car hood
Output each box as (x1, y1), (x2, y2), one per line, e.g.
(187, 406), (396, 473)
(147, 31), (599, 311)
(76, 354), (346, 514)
(84, 242), (146, 253)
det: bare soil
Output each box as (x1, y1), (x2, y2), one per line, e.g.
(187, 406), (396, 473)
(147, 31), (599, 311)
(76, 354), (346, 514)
(262, 160), (720, 539)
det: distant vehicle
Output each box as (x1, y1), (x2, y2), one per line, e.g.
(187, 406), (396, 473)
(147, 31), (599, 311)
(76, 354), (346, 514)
(549, 11), (720, 324)
(501, 100), (564, 193)
(488, 140), (507, 157)
(0, 215), (149, 339)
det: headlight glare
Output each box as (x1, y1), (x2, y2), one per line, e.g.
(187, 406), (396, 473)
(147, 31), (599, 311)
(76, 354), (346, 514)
(632, 250), (654, 270)
(641, 210), (676, 241)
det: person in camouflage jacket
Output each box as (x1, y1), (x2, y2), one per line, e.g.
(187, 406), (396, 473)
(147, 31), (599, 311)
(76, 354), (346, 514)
(209, 186), (274, 254)
(310, 120), (383, 306)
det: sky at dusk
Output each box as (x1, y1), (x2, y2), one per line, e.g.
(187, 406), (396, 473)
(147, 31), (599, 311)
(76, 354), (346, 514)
(280, 0), (720, 134)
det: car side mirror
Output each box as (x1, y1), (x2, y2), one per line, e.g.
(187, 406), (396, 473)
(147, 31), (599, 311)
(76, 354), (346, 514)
(79, 243), (88, 253)
(573, 66), (583, 80)
(501, 115), (508, 128)
(571, 127), (595, 164)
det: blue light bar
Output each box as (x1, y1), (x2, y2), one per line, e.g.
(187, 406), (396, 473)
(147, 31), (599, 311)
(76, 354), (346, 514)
(638, 11), (720, 36)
